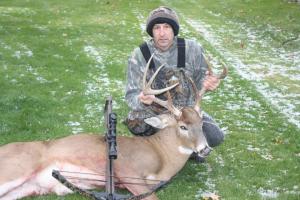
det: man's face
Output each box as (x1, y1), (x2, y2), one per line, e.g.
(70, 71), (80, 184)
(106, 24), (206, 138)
(152, 23), (174, 51)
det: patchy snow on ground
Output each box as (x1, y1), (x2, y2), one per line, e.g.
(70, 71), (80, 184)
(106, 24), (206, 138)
(184, 17), (300, 129)
(0, 41), (49, 85)
(247, 144), (273, 160)
(257, 187), (279, 199)
(25, 64), (49, 84)
(194, 163), (220, 199)
(82, 45), (124, 127)
(131, 9), (148, 41)
(0, 6), (36, 16)
(66, 121), (83, 134)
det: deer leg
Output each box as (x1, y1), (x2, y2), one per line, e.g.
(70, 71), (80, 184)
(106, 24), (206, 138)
(0, 142), (45, 198)
(115, 170), (159, 200)
(123, 183), (159, 200)
(0, 163), (73, 200)
(0, 176), (29, 199)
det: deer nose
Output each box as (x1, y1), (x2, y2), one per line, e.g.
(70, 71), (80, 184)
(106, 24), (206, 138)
(198, 145), (212, 157)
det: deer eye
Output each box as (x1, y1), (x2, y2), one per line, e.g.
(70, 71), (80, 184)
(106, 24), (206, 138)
(180, 125), (188, 130)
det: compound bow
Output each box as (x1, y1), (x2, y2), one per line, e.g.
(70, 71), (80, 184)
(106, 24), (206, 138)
(52, 96), (170, 200)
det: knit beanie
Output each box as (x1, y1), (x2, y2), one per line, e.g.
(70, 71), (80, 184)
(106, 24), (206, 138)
(146, 6), (179, 37)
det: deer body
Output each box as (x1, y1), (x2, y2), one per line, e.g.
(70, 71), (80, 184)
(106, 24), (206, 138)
(0, 108), (209, 200)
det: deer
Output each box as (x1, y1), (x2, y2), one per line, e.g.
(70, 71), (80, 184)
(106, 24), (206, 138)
(0, 55), (227, 200)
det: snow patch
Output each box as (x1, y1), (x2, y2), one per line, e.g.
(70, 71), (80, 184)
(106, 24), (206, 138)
(183, 17), (300, 129)
(66, 121), (83, 134)
(0, 6), (36, 16)
(82, 45), (123, 127)
(258, 187), (279, 199)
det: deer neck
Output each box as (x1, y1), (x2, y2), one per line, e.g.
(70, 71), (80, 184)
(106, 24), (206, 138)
(147, 127), (192, 161)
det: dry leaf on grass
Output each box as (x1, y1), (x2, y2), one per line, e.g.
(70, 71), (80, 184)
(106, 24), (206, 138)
(202, 192), (221, 200)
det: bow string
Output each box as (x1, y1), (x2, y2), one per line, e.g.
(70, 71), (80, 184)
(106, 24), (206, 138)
(52, 170), (170, 200)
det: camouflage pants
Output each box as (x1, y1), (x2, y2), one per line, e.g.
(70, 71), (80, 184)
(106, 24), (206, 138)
(202, 112), (224, 147)
(125, 111), (224, 147)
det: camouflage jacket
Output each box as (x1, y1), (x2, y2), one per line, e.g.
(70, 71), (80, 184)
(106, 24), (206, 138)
(125, 37), (208, 119)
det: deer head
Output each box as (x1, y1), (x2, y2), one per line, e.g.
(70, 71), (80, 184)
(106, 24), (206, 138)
(141, 54), (212, 158)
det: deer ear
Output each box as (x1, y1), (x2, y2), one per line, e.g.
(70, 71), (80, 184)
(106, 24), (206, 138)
(144, 117), (168, 129)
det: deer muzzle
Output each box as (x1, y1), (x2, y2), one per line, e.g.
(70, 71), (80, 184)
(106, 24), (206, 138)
(197, 144), (212, 158)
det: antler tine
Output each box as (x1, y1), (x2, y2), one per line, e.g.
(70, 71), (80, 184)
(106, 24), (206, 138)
(203, 54), (213, 76)
(145, 62), (164, 89)
(198, 88), (206, 103)
(142, 54), (179, 96)
(142, 53), (154, 90)
(141, 53), (182, 117)
(144, 64), (179, 95)
(152, 92), (182, 117)
(203, 54), (228, 80)
(219, 60), (228, 79)
(189, 55), (228, 110)
(188, 77), (203, 110)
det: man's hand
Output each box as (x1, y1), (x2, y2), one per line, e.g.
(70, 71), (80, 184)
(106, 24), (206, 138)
(138, 91), (155, 105)
(202, 70), (221, 91)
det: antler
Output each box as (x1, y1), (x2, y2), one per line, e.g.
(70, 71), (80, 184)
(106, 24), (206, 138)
(187, 77), (202, 111)
(203, 54), (228, 79)
(190, 55), (228, 110)
(142, 54), (182, 117)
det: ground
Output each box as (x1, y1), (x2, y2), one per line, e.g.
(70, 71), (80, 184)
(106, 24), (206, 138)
(0, 0), (299, 199)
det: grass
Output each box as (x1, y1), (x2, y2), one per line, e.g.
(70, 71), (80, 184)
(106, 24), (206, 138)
(0, 0), (299, 199)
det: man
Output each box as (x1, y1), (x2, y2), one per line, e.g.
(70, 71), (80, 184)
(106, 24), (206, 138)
(125, 6), (224, 161)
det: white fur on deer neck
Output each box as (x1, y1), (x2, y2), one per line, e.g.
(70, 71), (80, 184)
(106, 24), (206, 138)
(178, 146), (193, 155)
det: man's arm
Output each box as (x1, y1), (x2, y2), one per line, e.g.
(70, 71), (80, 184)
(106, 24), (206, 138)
(187, 40), (208, 90)
(125, 48), (151, 110)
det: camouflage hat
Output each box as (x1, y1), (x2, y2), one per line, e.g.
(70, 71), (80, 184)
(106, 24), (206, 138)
(146, 6), (179, 37)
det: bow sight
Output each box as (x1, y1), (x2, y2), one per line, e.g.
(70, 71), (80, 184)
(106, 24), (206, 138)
(52, 96), (130, 200)
(102, 96), (130, 200)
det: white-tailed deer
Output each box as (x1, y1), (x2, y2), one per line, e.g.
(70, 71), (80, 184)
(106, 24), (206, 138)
(0, 55), (226, 200)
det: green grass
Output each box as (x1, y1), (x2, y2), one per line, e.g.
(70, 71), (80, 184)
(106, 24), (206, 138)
(0, 0), (299, 199)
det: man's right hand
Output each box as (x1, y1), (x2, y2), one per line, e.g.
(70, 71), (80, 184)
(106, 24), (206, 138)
(138, 92), (155, 105)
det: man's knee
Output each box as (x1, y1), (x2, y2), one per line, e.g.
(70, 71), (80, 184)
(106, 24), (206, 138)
(202, 113), (224, 147)
(125, 117), (157, 136)
(125, 111), (157, 136)
(203, 123), (224, 147)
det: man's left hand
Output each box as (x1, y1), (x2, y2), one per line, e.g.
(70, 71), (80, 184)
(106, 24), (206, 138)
(202, 71), (220, 91)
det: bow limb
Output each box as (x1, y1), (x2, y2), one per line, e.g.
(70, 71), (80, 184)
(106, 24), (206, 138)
(52, 170), (99, 199)
(52, 170), (171, 200)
